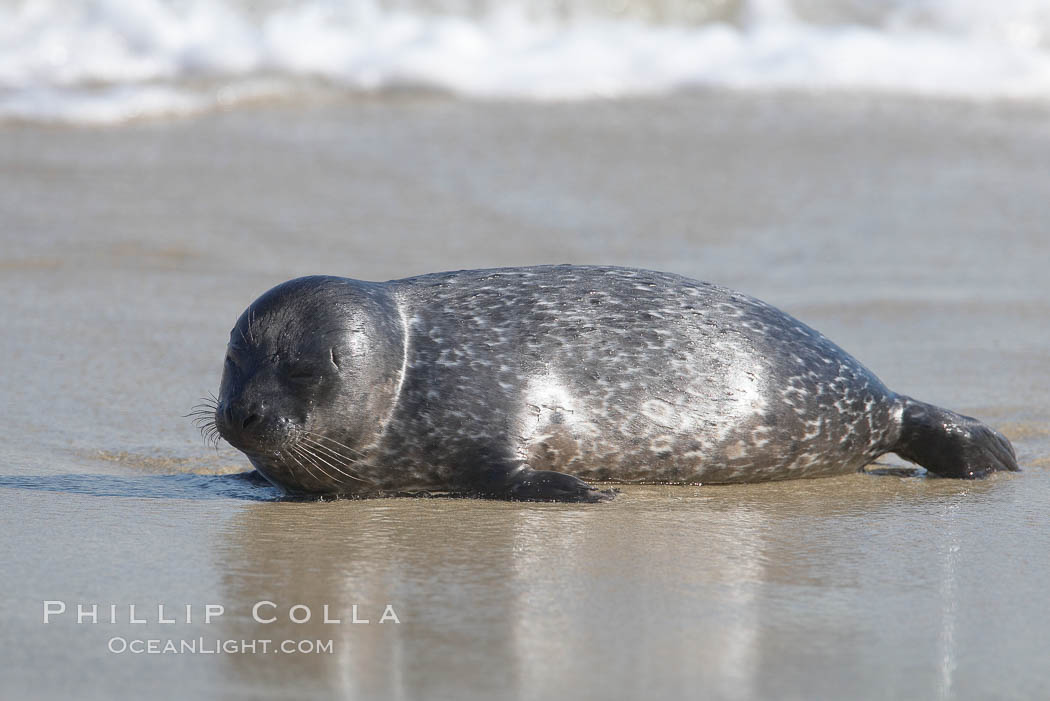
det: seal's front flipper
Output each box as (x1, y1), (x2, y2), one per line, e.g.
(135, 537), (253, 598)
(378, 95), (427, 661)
(482, 466), (616, 502)
(507, 469), (616, 502)
(892, 398), (1019, 479)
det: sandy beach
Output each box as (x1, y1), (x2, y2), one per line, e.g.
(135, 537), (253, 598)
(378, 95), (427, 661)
(2, 91), (1049, 700)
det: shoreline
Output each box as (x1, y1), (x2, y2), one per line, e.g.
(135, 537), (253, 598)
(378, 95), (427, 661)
(6, 84), (1050, 129)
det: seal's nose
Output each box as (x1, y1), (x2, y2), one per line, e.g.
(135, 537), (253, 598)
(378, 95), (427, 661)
(216, 398), (270, 448)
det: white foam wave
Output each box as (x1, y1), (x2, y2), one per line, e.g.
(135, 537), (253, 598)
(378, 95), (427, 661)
(2, 0), (1050, 124)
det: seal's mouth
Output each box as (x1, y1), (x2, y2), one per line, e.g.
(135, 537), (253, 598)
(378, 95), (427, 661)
(187, 395), (372, 491)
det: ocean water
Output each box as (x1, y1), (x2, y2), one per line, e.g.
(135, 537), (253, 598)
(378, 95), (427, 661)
(3, 0), (1050, 123)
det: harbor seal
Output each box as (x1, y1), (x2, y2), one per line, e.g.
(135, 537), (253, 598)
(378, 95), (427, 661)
(199, 265), (1018, 501)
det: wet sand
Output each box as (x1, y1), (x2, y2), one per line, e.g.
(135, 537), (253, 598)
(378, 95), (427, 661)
(1, 92), (1049, 700)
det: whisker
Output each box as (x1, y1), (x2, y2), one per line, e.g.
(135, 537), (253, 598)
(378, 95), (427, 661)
(292, 445), (351, 488)
(299, 435), (359, 465)
(185, 393), (223, 451)
(286, 447), (325, 485)
(297, 434), (374, 485)
(295, 441), (370, 484)
(301, 444), (369, 484)
(301, 430), (369, 460)
(298, 439), (371, 483)
(185, 396), (219, 428)
(185, 408), (222, 450)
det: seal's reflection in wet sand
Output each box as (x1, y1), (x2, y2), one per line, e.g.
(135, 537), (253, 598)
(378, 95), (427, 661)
(214, 498), (527, 699)
(211, 475), (998, 699)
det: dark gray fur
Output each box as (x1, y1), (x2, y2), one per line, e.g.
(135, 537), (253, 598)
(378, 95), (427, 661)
(211, 265), (1018, 501)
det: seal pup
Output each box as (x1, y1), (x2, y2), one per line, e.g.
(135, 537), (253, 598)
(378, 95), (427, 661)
(197, 265), (1018, 502)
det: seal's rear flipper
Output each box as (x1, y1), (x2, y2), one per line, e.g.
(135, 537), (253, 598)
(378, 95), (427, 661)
(892, 398), (1019, 478)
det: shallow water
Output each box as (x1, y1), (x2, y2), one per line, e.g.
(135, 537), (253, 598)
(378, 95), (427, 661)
(2, 92), (1049, 700)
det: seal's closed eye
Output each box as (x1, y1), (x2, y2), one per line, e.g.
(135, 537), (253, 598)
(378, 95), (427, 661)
(286, 365), (320, 383)
(226, 342), (248, 369)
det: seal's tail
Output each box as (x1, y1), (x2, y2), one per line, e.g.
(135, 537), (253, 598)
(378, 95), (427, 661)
(891, 397), (1019, 478)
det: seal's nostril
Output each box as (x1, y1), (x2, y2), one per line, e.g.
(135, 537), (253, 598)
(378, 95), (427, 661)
(223, 405), (233, 424)
(242, 413), (260, 429)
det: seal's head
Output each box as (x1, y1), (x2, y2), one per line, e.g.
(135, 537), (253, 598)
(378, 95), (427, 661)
(212, 276), (404, 495)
